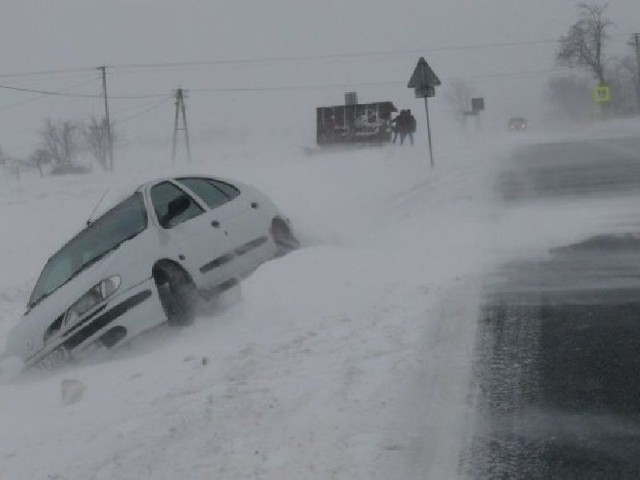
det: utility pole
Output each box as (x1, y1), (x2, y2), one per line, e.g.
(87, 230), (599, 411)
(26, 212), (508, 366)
(172, 88), (191, 163)
(629, 33), (640, 113)
(97, 66), (114, 171)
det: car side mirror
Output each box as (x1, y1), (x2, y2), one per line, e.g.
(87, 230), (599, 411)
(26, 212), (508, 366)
(161, 196), (191, 227)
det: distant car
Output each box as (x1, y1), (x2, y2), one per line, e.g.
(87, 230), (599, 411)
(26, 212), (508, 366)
(1, 175), (298, 371)
(508, 117), (528, 131)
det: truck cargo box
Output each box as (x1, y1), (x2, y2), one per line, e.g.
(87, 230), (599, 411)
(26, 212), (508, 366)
(316, 101), (397, 146)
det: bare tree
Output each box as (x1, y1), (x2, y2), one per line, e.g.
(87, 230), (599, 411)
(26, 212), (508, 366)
(38, 119), (80, 166)
(28, 149), (51, 177)
(83, 116), (114, 171)
(556, 3), (613, 84)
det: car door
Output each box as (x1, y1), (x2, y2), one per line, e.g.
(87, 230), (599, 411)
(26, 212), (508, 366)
(209, 178), (274, 274)
(149, 180), (233, 290)
(175, 177), (271, 278)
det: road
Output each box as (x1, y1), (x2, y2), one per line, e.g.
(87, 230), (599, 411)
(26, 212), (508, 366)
(461, 135), (640, 478)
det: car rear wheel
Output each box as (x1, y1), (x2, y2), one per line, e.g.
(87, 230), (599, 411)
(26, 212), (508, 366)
(271, 218), (299, 256)
(154, 263), (197, 326)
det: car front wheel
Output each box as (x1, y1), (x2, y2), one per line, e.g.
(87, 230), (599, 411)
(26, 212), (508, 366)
(154, 263), (197, 326)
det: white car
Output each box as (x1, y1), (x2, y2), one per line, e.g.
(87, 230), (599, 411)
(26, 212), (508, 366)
(1, 175), (298, 372)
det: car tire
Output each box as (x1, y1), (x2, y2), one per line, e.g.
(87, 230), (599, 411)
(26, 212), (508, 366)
(155, 264), (197, 326)
(271, 219), (299, 257)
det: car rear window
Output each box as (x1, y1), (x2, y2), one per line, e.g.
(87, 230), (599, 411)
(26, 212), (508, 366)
(177, 177), (233, 209)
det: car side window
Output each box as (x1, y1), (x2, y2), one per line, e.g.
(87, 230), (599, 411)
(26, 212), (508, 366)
(151, 182), (204, 229)
(177, 177), (233, 209)
(210, 179), (240, 200)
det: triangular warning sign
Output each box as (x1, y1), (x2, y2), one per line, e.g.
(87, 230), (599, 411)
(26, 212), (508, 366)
(408, 57), (441, 88)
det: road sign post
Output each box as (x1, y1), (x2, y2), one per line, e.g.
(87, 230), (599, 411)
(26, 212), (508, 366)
(408, 57), (441, 168)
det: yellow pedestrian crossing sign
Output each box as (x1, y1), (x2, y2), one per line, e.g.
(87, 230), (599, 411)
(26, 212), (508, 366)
(593, 84), (611, 103)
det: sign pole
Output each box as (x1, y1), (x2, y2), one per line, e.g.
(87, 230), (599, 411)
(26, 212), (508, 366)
(408, 57), (440, 169)
(424, 97), (434, 168)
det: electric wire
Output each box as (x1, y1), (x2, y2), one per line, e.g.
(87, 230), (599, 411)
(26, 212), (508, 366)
(451, 67), (575, 81)
(0, 83), (169, 99)
(105, 39), (574, 70)
(110, 97), (172, 115)
(0, 78), (99, 111)
(113, 97), (173, 125)
(0, 66), (97, 80)
(0, 32), (633, 80)
(0, 65), (577, 109)
(186, 68), (573, 94)
(0, 33), (628, 107)
(103, 34), (634, 72)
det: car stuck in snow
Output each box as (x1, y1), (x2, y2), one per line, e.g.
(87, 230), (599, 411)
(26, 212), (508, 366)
(0, 175), (298, 372)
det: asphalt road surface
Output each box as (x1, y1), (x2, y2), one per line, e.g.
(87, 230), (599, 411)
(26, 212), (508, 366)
(461, 136), (640, 479)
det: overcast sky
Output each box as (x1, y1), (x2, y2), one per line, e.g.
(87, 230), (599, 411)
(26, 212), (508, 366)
(0, 0), (638, 155)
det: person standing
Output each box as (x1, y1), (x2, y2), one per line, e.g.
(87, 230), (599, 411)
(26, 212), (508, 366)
(405, 109), (416, 146)
(391, 110), (404, 144)
(391, 110), (417, 146)
(398, 110), (410, 145)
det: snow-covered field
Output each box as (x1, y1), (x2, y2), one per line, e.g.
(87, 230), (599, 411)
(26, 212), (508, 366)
(1, 121), (638, 479)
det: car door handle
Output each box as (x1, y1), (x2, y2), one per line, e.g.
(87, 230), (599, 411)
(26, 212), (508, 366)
(211, 220), (220, 228)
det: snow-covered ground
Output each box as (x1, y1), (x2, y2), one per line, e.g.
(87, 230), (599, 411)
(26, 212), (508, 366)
(1, 121), (638, 479)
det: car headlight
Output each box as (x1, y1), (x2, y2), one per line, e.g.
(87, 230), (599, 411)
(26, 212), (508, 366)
(64, 275), (121, 326)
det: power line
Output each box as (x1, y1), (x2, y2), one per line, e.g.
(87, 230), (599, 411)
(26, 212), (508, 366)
(100, 34), (634, 72)
(0, 65), (574, 109)
(114, 97), (173, 125)
(0, 33), (633, 81)
(0, 83), (99, 98)
(114, 40), (564, 69)
(0, 82), (168, 99)
(0, 39), (572, 83)
(0, 66), (96, 80)
(452, 67), (574, 81)
(185, 68), (573, 94)
(0, 34), (613, 110)
(189, 80), (404, 93)
(109, 40), (565, 72)
(109, 92), (170, 100)
(0, 68), (566, 107)
(111, 96), (173, 115)
(0, 78), (98, 111)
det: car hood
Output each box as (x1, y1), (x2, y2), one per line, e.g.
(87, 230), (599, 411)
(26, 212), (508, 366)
(2, 237), (147, 361)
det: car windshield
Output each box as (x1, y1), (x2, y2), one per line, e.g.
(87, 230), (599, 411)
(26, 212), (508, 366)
(28, 193), (148, 308)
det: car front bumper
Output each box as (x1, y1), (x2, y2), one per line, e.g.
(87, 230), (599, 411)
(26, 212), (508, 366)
(18, 278), (167, 370)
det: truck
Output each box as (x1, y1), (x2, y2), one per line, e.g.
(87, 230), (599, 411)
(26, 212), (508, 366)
(316, 101), (397, 146)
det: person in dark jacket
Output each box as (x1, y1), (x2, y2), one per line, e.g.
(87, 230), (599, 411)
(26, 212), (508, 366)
(403, 109), (416, 146)
(391, 110), (404, 144)
(392, 110), (416, 146)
